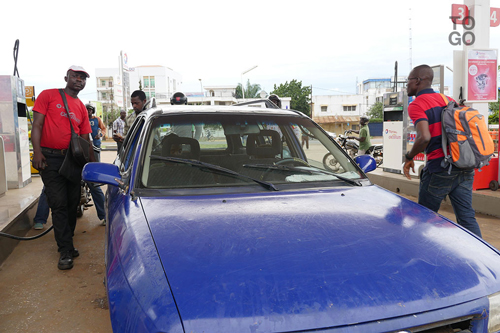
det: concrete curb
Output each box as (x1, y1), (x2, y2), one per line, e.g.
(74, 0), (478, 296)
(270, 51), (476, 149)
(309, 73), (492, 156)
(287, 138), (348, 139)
(0, 197), (39, 265)
(367, 168), (500, 218)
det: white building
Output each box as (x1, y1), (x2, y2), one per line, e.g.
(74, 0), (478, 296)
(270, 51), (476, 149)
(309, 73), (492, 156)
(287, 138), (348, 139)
(95, 68), (125, 113)
(130, 66), (182, 104)
(95, 65), (182, 112)
(311, 77), (409, 136)
(186, 86), (291, 109)
(311, 94), (362, 135)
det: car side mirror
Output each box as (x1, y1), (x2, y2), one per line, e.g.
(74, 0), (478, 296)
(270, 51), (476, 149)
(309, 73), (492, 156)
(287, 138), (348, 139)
(354, 155), (377, 173)
(82, 163), (122, 188)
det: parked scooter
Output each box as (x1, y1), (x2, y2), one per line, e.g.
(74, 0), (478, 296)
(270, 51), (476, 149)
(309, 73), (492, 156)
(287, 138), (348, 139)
(77, 144), (101, 218)
(323, 130), (383, 170)
(336, 130), (360, 159)
(77, 181), (92, 218)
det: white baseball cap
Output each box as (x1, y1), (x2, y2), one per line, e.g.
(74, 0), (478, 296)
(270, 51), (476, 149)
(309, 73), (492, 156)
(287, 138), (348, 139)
(68, 65), (90, 78)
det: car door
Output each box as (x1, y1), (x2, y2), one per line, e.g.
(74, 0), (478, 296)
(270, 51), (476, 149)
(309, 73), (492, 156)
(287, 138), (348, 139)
(105, 116), (146, 267)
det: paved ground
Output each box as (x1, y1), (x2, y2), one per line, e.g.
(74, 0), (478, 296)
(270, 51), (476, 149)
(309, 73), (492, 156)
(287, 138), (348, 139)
(0, 151), (116, 333)
(0, 149), (499, 332)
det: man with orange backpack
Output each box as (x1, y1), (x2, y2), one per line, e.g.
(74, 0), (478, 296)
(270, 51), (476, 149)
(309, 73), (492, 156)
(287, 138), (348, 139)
(403, 64), (483, 237)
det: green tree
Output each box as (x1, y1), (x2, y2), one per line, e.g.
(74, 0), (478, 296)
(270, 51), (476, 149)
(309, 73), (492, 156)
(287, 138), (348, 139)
(489, 93), (499, 124)
(271, 79), (311, 116)
(106, 109), (122, 129)
(367, 101), (383, 123)
(235, 80), (261, 99)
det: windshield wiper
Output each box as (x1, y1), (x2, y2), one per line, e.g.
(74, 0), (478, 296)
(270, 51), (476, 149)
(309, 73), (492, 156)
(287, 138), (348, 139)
(150, 155), (279, 191)
(244, 163), (361, 186)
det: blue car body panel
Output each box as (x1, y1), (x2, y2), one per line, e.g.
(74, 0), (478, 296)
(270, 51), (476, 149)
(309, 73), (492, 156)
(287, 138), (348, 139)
(137, 185), (500, 332)
(105, 188), (184, 333)
(87, 106), (500, 332)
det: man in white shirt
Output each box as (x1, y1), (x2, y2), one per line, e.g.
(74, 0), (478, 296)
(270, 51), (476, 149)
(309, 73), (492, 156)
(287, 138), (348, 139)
(112, 110), (126, 151)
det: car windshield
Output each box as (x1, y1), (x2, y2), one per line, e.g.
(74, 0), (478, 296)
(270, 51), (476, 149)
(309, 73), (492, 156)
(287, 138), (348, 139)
(139, 112), (365, 190)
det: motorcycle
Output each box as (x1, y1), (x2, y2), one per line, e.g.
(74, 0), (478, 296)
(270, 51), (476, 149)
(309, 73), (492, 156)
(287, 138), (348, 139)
(76, 144), (101, 218)
(77, 181), (92, 218)
(323, 130), (383, 171)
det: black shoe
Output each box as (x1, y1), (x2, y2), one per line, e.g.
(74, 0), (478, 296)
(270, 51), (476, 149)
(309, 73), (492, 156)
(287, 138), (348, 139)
(58, 251), (74, 270)
(72, 248), (80, 258)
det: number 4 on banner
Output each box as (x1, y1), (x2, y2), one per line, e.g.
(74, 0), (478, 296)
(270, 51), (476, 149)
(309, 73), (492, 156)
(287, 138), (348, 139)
(492, 8), (500, 27)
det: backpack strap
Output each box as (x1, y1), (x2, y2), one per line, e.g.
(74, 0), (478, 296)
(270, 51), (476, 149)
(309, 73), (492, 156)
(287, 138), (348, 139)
(439, 94), (453, 174)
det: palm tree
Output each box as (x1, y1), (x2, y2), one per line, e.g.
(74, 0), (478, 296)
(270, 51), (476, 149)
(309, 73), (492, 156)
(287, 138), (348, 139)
(235, 80), (261, 99)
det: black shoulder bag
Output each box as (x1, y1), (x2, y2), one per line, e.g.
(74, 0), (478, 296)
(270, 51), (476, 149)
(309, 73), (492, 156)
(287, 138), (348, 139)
(59, 89), (90, 167)
(58, 89), (90, 183)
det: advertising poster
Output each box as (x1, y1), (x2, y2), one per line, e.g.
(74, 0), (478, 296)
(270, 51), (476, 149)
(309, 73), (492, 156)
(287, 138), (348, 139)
(466, 49), (498, 102)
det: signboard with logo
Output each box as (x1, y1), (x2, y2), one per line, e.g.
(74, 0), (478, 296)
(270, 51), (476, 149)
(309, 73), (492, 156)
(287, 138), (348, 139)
(466, 49), (498, 102)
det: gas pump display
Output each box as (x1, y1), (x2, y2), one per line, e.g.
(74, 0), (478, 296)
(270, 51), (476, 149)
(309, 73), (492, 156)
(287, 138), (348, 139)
(382, 91), (408, 174)
(382, 91), (425, 177)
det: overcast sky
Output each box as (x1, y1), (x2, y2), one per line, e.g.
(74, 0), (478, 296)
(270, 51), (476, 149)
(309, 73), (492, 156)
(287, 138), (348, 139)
(1, 0), (499, 103)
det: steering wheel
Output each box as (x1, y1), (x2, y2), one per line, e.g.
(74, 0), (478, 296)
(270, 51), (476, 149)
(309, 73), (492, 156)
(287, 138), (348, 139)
(275, 158), (310, 167)
(259, 158), (310, 181)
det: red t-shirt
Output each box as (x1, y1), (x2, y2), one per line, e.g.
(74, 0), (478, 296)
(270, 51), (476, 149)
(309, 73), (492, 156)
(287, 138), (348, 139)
(33, 89), (91, 149)
(408, 88), (455, 173)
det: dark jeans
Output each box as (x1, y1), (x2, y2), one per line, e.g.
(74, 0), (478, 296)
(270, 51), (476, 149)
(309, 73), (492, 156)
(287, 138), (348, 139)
(88, 183), (105, 220)
(302, 135), (309, 149)
(40, 152), (81, 252)
(34, 187), (50, 224)
(419, 168), (481, 237)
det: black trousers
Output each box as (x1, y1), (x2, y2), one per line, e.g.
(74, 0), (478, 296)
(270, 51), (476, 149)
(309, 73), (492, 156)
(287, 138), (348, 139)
(40, 152), (80, 252)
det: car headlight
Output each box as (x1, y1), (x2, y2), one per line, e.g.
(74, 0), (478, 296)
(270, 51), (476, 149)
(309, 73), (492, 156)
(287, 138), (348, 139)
(488, 292), (500, 332)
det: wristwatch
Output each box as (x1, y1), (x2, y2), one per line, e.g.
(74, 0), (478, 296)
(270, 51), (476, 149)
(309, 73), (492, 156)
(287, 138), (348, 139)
(405, 152), (413, 161)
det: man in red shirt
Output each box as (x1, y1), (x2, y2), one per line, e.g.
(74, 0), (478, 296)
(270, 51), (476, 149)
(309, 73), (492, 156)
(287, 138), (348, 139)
(31, 66), (95, 270)
(403, 64), (481, 237)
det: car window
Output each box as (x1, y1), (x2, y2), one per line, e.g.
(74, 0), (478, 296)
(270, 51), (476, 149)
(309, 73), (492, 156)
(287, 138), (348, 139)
(140, 113), (362, 190)
(122, 119), (145, 172)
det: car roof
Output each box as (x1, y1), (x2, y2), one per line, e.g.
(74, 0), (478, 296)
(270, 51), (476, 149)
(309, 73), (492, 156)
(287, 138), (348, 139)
(140, 105), (306, 120)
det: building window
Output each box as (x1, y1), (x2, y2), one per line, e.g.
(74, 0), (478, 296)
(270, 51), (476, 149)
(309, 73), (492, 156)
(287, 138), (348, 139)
(320, 105), (328, 112)
(142, 76), (155, 89)
(343, 105), (356, 112)
(101, 80), (106, 87)
(109, 81), (113, 87)
(102, 92), (107, 99)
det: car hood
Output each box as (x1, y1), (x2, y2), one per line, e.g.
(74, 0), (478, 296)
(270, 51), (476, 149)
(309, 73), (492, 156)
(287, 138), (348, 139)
(141, 186), (500, 332)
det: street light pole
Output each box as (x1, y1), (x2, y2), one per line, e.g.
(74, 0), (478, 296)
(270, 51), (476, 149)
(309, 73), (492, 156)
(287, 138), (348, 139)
(241, 65), (258, 102)
(199, 79), (203, 105)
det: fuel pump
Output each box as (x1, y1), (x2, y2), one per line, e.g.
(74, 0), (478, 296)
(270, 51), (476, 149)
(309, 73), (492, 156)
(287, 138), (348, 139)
(382, 91), (408, 174)
(0, 75), (31, 188)
(382, 91), (425, 176)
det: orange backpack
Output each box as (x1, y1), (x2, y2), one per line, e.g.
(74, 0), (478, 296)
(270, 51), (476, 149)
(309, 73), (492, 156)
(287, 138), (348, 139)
(440, 94), (494, 172)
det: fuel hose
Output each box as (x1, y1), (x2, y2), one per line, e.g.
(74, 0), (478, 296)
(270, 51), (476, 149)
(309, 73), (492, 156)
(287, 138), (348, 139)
(0, 225), (53, 241)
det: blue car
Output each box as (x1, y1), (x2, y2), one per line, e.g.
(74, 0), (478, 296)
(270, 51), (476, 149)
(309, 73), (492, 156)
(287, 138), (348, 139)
(84, 104), (500, 333)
